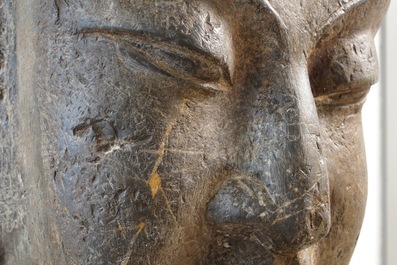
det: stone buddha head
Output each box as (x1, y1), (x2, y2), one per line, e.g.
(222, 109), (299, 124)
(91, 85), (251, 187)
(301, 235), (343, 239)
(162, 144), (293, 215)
(2, 0), (389, 264)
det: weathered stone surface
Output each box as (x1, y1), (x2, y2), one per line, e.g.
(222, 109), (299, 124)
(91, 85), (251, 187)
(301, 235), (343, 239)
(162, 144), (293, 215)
(0, 0), (389, 264)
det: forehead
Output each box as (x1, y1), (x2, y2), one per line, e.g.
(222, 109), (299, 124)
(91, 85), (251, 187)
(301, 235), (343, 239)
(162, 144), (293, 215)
(59, 0), (389, 35)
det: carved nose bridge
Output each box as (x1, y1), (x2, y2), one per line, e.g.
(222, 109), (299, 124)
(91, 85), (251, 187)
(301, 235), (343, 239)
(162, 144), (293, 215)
(275, 62), (325, 202)
(206, 59), (331, 252)
(242, 59), (327, 205)
(262, 62), (331, 251)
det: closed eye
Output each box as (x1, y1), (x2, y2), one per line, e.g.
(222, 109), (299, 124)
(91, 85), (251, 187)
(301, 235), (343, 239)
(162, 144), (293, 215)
(313, 87), (369, 106)
(309, 33), (377, 106)
(78, 28), (232, 92)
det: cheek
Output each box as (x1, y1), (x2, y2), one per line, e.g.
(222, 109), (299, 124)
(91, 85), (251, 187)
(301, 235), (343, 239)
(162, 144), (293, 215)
(41, 37), (234, 262)
(318, 106), (367, 194)
(321, 110), (367, 222)
(316, 104), (367, 260)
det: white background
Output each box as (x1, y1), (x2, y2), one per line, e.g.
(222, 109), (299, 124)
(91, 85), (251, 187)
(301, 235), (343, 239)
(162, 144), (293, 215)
(384, 1), (397, 264)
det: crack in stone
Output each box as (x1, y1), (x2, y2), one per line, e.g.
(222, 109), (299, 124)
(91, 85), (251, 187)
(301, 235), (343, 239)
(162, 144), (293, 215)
(121, 222), (145, 265)
(146, 99), (189, 224)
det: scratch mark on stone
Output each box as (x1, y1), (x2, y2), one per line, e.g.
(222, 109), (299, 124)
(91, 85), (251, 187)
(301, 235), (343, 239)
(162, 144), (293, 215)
(164, 148), (205, 155)
(236, 179), (255, 198)
(251, 234), (268, 250)
(160, 187), (178, 224)
(275, 174), (328, 211)
(299, 168), (309, 179)
(140, 148), (205, 155)
(176, 224), (199, 231)
(121, 222), (145, 265)
(147, 99), (188, 198)
(272, 210), (303, 225)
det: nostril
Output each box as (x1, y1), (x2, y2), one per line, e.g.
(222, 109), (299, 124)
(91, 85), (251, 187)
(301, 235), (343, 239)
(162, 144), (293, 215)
(310, 209), (324, 229)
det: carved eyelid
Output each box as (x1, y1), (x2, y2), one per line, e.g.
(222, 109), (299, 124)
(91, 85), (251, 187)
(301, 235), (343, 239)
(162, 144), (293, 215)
(79, 28), (232, 92)
(313, 88), (369, 106)
(309, 32), (377, 107)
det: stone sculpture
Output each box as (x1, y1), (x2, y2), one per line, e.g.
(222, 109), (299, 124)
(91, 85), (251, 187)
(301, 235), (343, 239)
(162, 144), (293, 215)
(0, 0), (390, 264)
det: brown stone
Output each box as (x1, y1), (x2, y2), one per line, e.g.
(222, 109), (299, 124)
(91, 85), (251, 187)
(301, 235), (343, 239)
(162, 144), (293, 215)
(0, 0), (389, 264)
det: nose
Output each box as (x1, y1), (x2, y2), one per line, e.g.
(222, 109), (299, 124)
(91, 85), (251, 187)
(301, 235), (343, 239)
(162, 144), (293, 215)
(206, 56), (331, 253)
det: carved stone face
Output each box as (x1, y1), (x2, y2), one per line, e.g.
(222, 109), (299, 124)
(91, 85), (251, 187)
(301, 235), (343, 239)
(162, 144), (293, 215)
(21, 0), (388, 264)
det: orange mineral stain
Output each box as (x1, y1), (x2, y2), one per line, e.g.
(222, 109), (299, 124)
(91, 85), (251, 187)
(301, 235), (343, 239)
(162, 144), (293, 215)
(136, 222), (145, 233)
(148, 172), (161, 198)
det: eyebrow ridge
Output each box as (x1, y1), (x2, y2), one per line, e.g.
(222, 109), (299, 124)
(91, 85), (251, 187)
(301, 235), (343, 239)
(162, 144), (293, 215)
(78, 27), (228, 68)
(318, 0), (367, 35)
